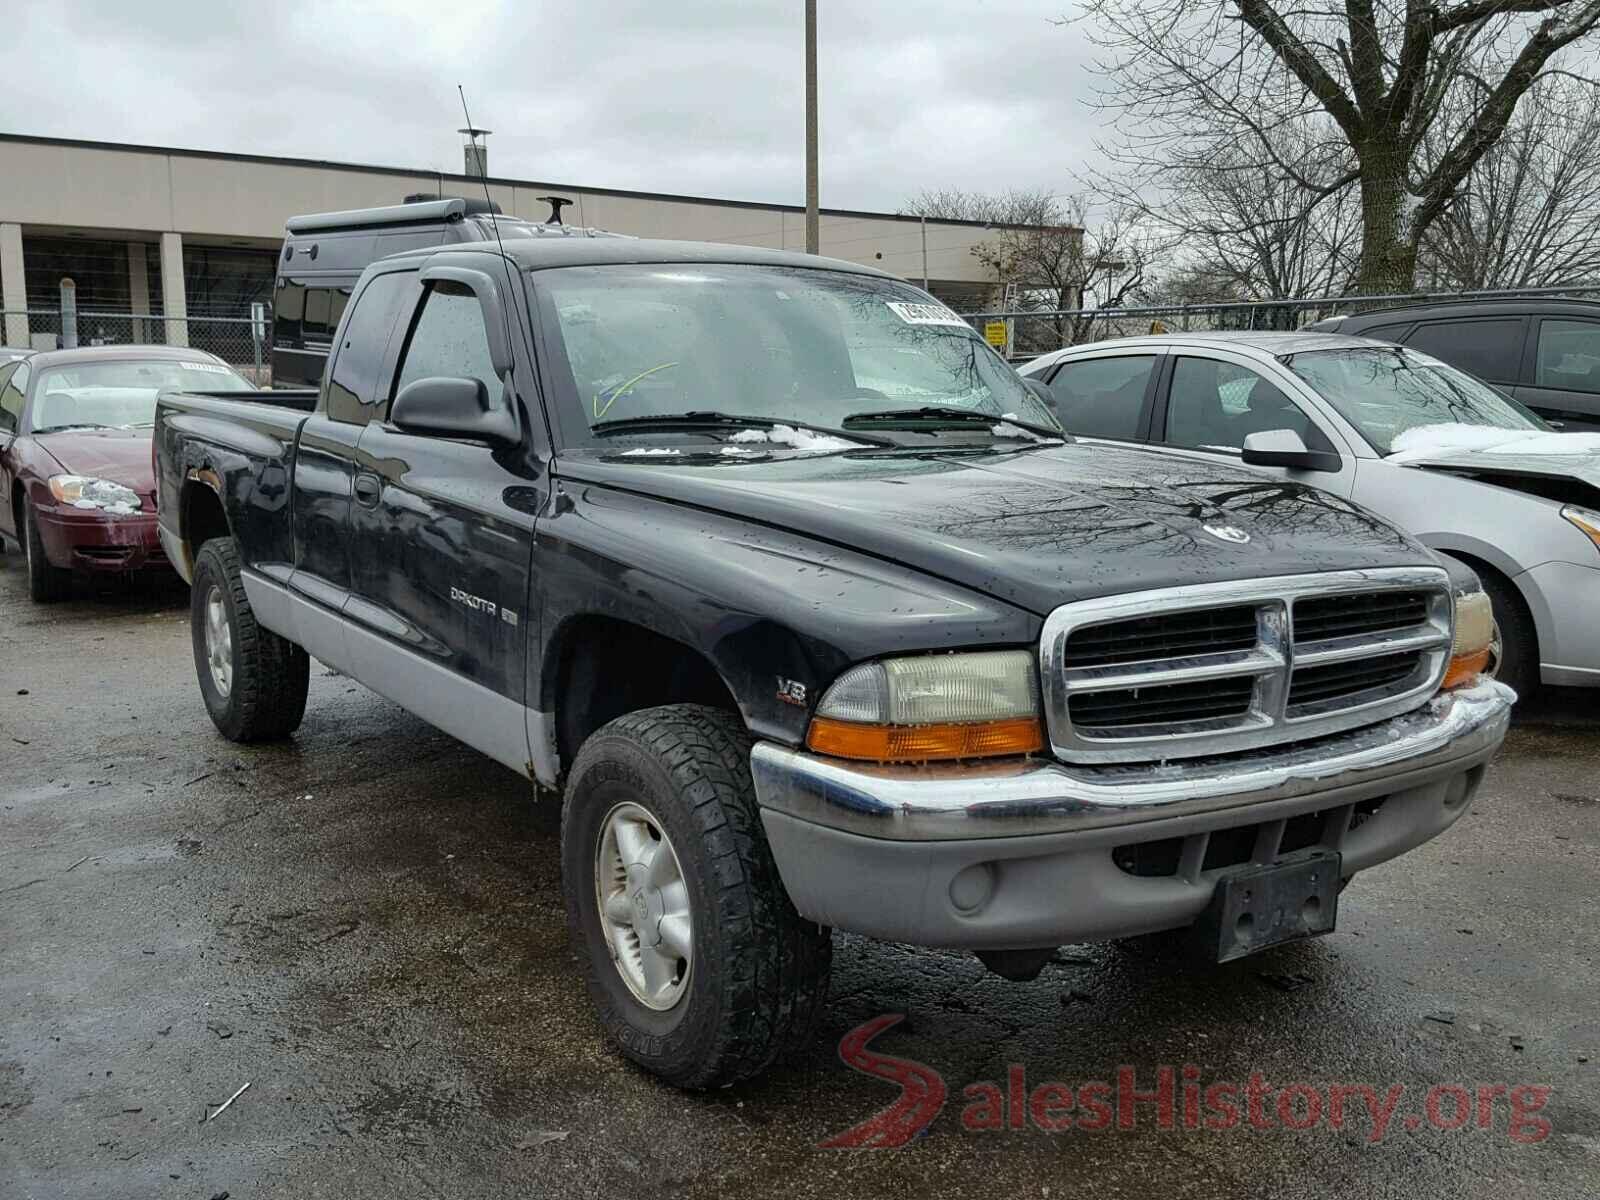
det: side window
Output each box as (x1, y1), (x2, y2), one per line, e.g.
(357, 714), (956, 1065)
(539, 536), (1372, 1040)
(1164, 357), (1332, 452)
(324, 271), (416, 425)
(1534, 319), (1600, 394)
(1404, 319), (1521, 382)
(1354, 322), (1413, 344)
(0, 364), (29, 433)
(273, 280), (304, 345)
(1045, 355), (1155, 440)
(390, 282), (499, 413)
(302, 289), (334, 345)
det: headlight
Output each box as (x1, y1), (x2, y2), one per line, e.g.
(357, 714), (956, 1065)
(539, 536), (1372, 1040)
(1442, 590), (1494, 690)
(48, 475), (143, 514)
(806, 649), (1044, 762)
(1561, 504), (1600, 555)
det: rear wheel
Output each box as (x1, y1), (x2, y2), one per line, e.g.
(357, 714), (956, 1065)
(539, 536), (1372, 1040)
(23, 501), (72, 602)
(561, 704), (832, 1088)
(190, 538), (310, 741)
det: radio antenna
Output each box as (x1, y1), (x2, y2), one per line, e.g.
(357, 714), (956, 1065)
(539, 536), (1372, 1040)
(457, 85), (520, 413)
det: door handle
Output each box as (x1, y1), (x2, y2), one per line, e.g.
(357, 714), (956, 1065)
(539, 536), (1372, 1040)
(353, 473), (382, 508)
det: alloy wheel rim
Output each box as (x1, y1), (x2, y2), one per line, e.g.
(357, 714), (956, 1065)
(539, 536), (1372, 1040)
(595, 801), (692, 1011)
(204, 586), (233, 697)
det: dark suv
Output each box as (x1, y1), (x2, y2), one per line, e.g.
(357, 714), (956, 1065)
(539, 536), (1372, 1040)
(1307, 298), (1600, 429)
(272, 195), (618, 387)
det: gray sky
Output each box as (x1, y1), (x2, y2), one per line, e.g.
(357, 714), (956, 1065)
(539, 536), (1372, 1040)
(1, 1), (1100, 212)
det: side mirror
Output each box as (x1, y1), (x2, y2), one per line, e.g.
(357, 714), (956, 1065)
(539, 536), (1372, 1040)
(390, 376), (518, 445)
(1241, 429), (1342, 472)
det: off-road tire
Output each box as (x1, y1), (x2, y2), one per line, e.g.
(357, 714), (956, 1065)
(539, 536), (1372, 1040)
(1480, 569), (1537, 701)
(561, 704), (832, 1089)
(191, 538), (309, 741)
(23, 501), (72, 602)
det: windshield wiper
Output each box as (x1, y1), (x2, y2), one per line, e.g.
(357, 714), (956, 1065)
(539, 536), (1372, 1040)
(842, 406), (1064, 440)
(32, 422), (115, 433)
(590, 411), (893, 447)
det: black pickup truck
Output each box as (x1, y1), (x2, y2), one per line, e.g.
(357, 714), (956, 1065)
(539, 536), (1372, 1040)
(154, 237), (1513, 1088)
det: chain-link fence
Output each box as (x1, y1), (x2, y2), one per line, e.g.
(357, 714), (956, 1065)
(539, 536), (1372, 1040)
(962, 283), (1600, 361)
(1, 309), (269, 383)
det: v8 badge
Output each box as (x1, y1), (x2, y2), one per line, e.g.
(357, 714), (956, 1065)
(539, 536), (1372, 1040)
(775, 677), (808, 707)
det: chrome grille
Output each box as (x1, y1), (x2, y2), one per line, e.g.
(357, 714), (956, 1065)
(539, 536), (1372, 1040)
(1039, 568), (1453, 764)
(1071, 674), (1256, 730)
(1063, 604), (1260, 667)
(1294, 590), (1430, 641)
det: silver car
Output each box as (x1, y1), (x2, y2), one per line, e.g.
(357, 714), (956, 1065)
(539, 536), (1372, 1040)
(1020, 332), (1600, 696)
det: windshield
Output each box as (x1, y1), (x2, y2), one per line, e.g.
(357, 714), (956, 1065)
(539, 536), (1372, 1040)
(31, 359), (249, 430)
(1286, 347), (1545, 454)
(532, 264), (1056, 446)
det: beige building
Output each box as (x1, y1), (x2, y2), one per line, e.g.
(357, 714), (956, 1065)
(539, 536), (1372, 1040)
(0, 132), (1026, 355)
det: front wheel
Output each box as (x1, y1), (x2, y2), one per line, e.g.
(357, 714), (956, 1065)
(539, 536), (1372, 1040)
(190, 538), (310, 741)
(1479, 572), (1536, 700)
(23, 501), (72, 602)
(561, 704), (832, 1089)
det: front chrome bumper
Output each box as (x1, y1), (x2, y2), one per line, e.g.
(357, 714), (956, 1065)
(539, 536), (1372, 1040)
(750, 681), (1513, 949)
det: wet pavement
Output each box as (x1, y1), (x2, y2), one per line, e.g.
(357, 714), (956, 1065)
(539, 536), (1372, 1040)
(1, 555), (1597, 1199)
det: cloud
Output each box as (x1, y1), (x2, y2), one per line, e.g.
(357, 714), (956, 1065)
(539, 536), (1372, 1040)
(1, 0), (1105, 211)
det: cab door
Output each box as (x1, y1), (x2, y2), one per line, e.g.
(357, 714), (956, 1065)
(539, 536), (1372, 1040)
(343, 258), (540, 775)
(1514, 316), (1600, 430)
(282, 266), (412, 669)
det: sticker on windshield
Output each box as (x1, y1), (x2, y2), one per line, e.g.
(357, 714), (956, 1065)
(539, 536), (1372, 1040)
(885, 301), (969, 328)
(179, 361), (232, 375)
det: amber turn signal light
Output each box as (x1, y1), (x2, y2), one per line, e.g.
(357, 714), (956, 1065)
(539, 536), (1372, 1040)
(806, 716), (1045, 763)
(1441, 648), (1490, 691)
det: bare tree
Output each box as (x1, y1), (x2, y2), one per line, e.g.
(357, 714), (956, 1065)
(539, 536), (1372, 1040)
(1112, 125), (1362, 300)
(1077, 0), (1600, 294)
(905, 189), (1172, 347)
(1420, 75), (1600, 288)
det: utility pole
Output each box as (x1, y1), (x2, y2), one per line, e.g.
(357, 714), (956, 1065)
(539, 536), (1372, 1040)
(805, 0), (819, 255)
(921, 214), (929, 290)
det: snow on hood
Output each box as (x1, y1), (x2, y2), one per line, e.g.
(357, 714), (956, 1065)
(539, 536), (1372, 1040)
(725, 425), (864, 452)
(1388, 423), (1600, 462)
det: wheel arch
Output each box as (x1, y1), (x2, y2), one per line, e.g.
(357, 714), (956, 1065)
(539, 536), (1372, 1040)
(541, 613), (745, 778)
(1432, 546), (1541, 670)
(178, 473), (230, 574)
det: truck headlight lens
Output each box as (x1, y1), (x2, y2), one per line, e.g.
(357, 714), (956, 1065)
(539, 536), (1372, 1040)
(48, 475), (143, 514)
(806, 650), (1044, 761)
(1561, 504), (1600, 555)
(1443, 590), (1494, 689)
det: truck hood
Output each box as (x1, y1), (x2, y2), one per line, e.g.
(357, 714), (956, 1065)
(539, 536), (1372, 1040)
(32, 428), (155, 494)
(559, 442), (1428, 615)
(1385, 425), (1600, 504)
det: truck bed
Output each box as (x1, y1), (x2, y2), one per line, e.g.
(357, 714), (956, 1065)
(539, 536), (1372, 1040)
(153, 389), (316, 582)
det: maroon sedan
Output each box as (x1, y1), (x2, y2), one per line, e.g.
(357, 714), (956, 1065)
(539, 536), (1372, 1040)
(0, 346), (251, 600)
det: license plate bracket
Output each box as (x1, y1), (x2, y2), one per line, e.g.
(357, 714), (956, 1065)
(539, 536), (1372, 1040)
(1199, 849), (1341, 963)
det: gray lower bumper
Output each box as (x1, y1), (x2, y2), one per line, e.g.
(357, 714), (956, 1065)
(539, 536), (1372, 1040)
(750, 681), (1513, 949)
